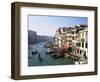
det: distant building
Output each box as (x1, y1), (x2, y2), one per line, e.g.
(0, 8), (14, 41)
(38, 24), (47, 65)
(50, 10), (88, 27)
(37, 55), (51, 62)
(66, 27), (73, 47)
(54, 28), (67, 48)
(28, 30), (37, 44)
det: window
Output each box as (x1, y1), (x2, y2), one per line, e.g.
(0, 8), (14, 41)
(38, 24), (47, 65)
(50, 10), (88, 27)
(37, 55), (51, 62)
(63, 28), (66, 32)
(80, 50), (82, 54)
(72, 31), (74, 34)
(59, 29), (61, 34)
(77, 49), (79, 53)
(79, 42), (81, 47)
(82, 42), (84, 48)
(76, 42), (80, 47)
(76, 30), (79, 33)
(72, 36), (74, 40)
(86, 42), (87, 48)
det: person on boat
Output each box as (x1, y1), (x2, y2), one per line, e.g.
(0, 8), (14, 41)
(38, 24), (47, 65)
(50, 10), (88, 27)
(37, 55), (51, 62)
(38, 53), (43, 62)
(31, 50), (37, 55)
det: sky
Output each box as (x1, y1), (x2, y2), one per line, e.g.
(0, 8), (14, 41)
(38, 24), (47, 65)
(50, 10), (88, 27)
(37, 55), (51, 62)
(29, 15), (88, 36)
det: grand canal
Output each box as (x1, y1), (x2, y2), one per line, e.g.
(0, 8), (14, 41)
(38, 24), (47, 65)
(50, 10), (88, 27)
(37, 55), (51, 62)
(28, 42), (75, 66)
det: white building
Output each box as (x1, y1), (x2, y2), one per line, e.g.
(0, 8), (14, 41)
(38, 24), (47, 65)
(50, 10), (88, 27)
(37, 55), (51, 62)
(76, 26), (88, 64)
(54, 25), (88, 64)
(54, 28), (67, 48)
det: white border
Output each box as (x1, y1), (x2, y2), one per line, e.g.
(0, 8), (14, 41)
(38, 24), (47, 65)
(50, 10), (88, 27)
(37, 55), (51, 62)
(20, 7), (95, 75)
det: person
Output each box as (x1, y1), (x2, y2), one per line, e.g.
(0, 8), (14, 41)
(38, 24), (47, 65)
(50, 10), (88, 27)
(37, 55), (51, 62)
(31, 50), (37, 55)
(38, 53), (43, 62)
(31, 51), (35, 55)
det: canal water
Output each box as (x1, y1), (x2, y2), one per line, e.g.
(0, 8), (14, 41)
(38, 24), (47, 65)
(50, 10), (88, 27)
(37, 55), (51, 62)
(28, 42), (75, 66)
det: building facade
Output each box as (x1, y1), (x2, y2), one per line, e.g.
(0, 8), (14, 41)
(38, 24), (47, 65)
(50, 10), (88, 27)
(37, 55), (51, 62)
(75, 25), (88, 64)
(54, 27), (68, 48)
(54, 25), (88, 64)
